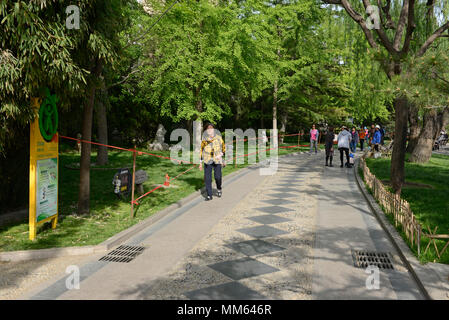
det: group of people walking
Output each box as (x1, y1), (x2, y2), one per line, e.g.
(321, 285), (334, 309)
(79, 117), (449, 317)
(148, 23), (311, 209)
(319, 124), (385, 168)
(198, 122), (387, 201)
(323, 126), (353, 168)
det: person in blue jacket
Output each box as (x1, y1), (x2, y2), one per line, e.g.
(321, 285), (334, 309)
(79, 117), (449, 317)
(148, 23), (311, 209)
(372, 125), (382, 152)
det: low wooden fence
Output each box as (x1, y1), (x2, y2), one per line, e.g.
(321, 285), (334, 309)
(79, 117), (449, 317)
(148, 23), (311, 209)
(360, 155), (449, 261)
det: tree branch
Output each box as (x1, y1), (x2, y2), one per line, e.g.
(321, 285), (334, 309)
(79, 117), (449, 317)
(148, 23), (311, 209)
(393, 0), (409, 50)
(379, 0), (395, 30)
(339, 0), (378, 49)
(321, 0), (342, 4)
(360, 0), (395, 53)
(108, 69), (141, 89)
(107, 61), (148, 89)
(431, 70), (449, 85)
(401, 0), (416, 55)
(417, 21), (449, 57)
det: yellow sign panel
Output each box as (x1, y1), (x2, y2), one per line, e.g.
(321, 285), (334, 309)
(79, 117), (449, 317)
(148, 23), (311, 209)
(29, 97), (59, 240)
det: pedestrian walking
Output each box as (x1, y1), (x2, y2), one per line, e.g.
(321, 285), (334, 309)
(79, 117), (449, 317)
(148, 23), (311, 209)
(337, 126), (352, 168)
(369, 124), (376, 150)
(350, 127), (359, 153)
(380, 126), (385, 145)
(372, 125), (382, 152)
(199, 123), (226, 201)
(310, 124), (319, 154)
(359, 127), (366, 151)
(324, 126), (335, 167)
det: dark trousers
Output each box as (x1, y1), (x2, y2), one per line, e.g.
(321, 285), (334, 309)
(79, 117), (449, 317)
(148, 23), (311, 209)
(325, 148), (333, 165)
(204, 163), (222, 197)
(360, 139), (365, 151)
(339, 148), (349, 166)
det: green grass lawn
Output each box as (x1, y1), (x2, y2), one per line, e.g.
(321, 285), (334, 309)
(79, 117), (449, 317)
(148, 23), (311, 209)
(365, 154), (449, 264)
(0, 141), (312, 252)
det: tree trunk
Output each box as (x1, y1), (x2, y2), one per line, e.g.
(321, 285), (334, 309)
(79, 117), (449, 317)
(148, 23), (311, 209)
(273, 79), (278, 148)
(280, 112), (287, 132)
(409, 109), (438, 163)
(96, 80), (108, 166)
(280, 112), (287, 144)
(194, 87), (203, 160)
(426, 0), (437, 37)
(78, 60), (102, 215)
(406, 103), (421, 154)
(194, 119), (203, 154)
(409, 107), (449, 163)
(186, 119), (193, 144)
(272, 24), (281, 148)
(437, 107), (449, 136)
(235, 99), (242, 128)
(390, 96), (409, 195)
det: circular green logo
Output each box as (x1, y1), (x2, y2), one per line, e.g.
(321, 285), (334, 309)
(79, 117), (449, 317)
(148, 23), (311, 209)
(39, 89), (58, 142)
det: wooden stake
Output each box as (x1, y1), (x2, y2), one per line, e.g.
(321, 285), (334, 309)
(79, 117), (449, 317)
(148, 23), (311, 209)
(297, 132), (299, 149)
(235, 138), (237, 168)
(130, 144), (137, 218)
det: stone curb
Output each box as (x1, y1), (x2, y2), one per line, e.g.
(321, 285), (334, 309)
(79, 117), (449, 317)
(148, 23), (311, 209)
(354, 158), (438, 300)
(0, 152), (303, 263)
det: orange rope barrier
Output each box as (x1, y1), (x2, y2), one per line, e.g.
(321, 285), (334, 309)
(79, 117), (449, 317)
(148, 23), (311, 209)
(60, 134), (308, 206)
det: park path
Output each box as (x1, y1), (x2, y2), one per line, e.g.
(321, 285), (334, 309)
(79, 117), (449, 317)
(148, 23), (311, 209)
(21, 152), (423, 300)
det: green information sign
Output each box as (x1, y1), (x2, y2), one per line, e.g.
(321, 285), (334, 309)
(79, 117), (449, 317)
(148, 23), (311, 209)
(36, 158), (58, 222)
(38, 88), (59, 142)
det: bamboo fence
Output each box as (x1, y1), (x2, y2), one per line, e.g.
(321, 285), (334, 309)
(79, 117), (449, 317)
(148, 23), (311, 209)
(360, 155), (449, 261)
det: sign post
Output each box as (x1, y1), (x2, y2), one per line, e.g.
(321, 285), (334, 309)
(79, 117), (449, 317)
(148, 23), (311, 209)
(29, 89), (59, 240)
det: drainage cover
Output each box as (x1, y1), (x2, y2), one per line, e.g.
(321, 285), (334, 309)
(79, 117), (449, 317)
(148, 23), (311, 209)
(99, 245), (145, 263)
(352, 250), (394, 270)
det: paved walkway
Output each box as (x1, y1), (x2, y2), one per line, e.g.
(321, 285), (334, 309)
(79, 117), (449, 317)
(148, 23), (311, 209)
(21, 152), (423, 300)
(314, 159), (422, 299)
(433, 144), (449, 156)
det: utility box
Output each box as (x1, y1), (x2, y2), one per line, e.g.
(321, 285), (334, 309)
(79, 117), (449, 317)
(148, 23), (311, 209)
(112, 168), (132, 198)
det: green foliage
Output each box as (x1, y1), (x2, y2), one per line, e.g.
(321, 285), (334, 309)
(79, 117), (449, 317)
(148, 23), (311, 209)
(392, 47), (449, 109)
(122, 0), (359, 131)
(0, 0), (133, 212)
(265, 0), (352, 127)
(0, 0), (133, 153)
(138, 0), (248, 123)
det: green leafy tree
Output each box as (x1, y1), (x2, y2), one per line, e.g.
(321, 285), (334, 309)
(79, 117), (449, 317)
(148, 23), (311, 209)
(393, 47), (449, 163)
(322, 0), (449, 194)
(0, 1), (88, 211)
(74, 0), (133, 215)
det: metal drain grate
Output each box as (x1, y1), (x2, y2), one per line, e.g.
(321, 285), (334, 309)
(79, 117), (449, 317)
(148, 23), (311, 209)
(352, 250), (394, 270)
(99, 245), (145, 263)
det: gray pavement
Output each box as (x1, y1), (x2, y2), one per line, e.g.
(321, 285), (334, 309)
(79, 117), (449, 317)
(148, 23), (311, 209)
(313, 158), (422, 299)
(20, 152), (424, 300)
(433, 144), (449, 156)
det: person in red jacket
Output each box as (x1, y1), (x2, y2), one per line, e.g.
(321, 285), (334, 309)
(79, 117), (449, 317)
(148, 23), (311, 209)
(359, 128), (366, 151)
